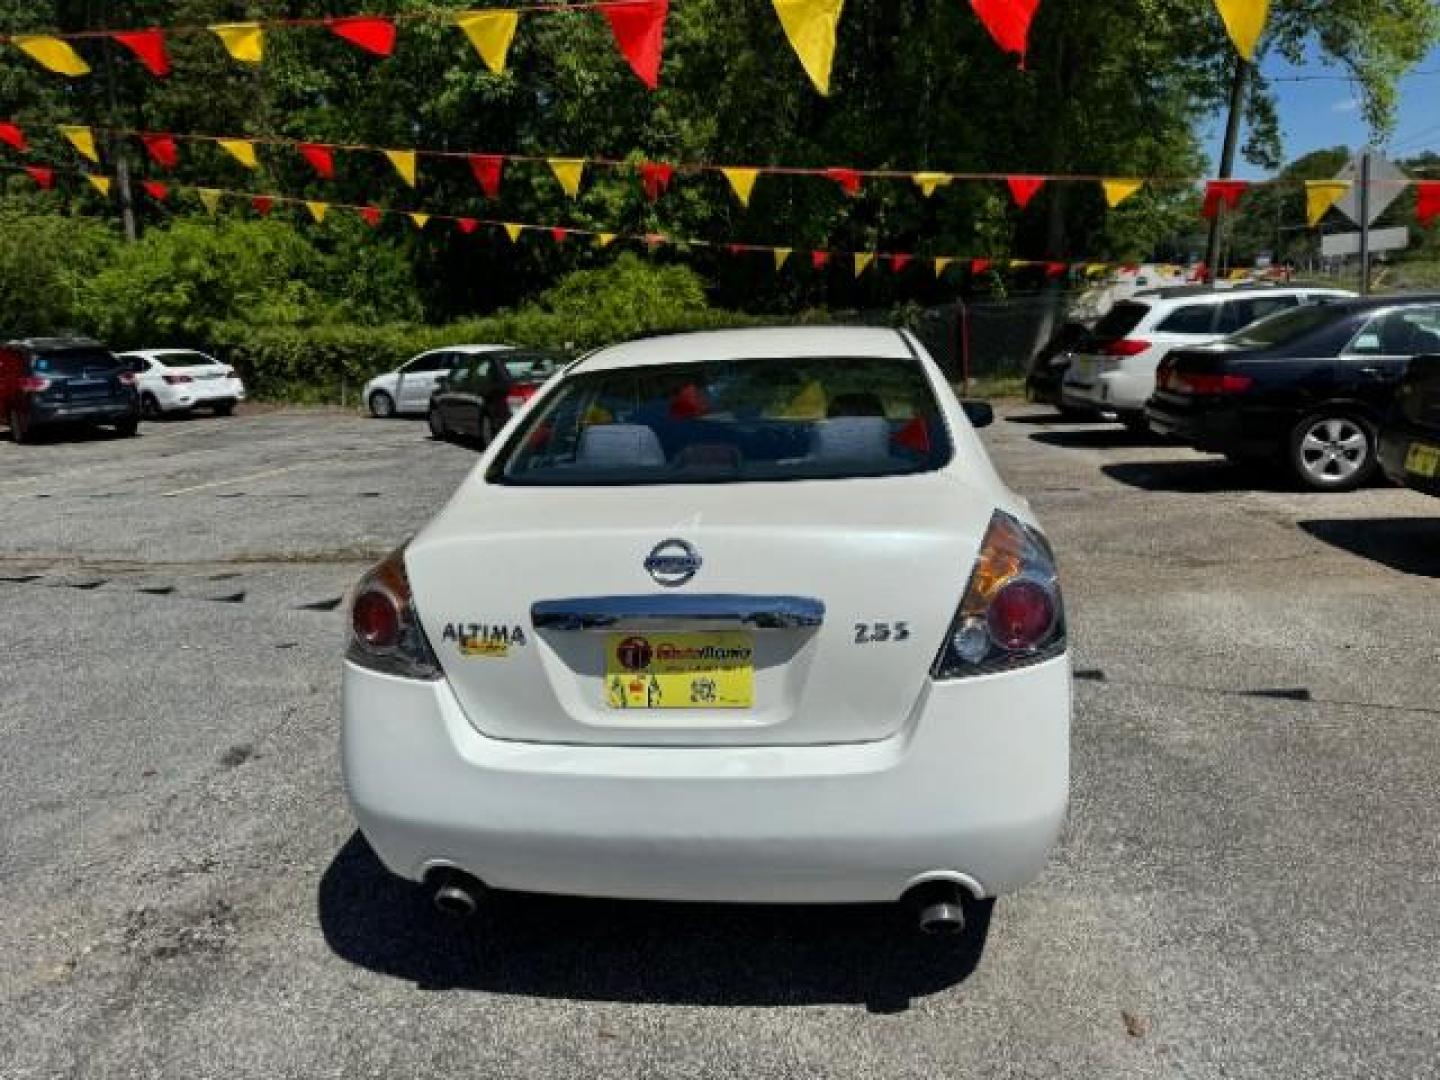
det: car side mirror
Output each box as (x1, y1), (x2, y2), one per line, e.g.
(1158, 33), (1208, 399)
(961, 400), (994, 429)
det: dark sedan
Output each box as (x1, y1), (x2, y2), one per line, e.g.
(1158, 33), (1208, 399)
(428, 349), (568, 447)
(1146, 295), (1440, 491)
(1379, 353), (1440, 498)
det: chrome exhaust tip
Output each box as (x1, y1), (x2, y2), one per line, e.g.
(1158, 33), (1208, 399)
(428, 869), (486, 918)
(907, 882), (968, 936)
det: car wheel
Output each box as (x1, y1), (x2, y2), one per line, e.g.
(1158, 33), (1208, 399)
(9, 407), (34, 444)
(113, 418), (139, 438)
(213, 402), (235, 417)
(1289, 413), (1377, 492)
(141, 393), (162, 419)
(428, 406), (448, 442)
(1120, 413), (1150, 434)
(369, 391), (396, 419)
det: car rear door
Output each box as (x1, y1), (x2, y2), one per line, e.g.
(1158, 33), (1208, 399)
(397, 352), (453, 413)
(1339, 304), (1440, 416)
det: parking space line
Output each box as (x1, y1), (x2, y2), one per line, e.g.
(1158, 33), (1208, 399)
(162, 464), (313, 498)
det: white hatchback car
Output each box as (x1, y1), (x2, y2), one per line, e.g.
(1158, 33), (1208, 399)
(120, 349), (246, 417)
(1061, 285), (1353, 428)
(342, 327), (1070, 934)
(363, 345), (512, 418)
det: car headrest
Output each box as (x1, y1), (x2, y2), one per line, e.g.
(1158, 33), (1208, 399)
(810, 417), (892, 461)
(576, 424), (666, 468)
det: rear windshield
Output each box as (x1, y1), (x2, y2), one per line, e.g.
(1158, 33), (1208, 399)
(1091, 302), (1149, 342)
(503, 354), (563, 380)
(1224, 304), (1340, 348)
(153, 351), (216, 368)
(31, 350), (121, 375)
(493, 356), (952, 486)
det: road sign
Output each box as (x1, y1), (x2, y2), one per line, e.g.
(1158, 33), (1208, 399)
(1332, 152), (1409, 227)
(1321, 227), (1409, 258)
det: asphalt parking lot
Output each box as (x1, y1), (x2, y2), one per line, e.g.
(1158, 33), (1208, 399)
(2, 405), (1438, 1079)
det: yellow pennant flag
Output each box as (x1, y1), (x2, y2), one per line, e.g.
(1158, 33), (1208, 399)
(771, 0), (845, 96)
(503, 223), (524, 243)
(854, 252), (874, 277)
(455, 10), (520, 75)
(1102, 179), (1144, 208)
(218, 139), (259, 169)
(1306, 180), (1350, 226)
(198, 189), (223, 215)
(933, 257), (954, 278)
(385, 150), (418, 188)
(306, 201), (329, 224)
(87, 175), (112, 197)
(721, 167), (760, 207)
(1212, 0), (1270, 61)
(14, 35), (91, 77)
(548, 158), (585, 198)
(913, 172), (953, 198)
(60, 126), (100, 163)
(595, 233), (617, 248)
(773, 247), (792, 271)
(211, 23), (264, 64)
(409, 212), (430, 231)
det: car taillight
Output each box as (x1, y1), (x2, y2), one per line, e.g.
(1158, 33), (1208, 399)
(118, 371), (137, 387)
(506, 384), (539, 413)
(1175, 372), (1252, 396)
(1099, 338), (1152, 357)
(346, 542), (442, 680)
(19, 376), (51, 392)
(163, 374), (193, 385)
(932, 511), (1065, 680)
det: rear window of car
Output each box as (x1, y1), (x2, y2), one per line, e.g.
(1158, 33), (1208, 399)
(1224, 304), (1342, 348)
(492, 356), (952, 486)
(31, 350), (121, 375)
(1091, 302), (1150, 341)
(1156, 304), (1216, 334)
(153, 352), (216, 368)
(503, 354), (562, 380)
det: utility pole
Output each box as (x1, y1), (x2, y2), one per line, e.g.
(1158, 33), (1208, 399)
(98, 13), (137, 241)
(1357, 149), (1372, 296)
(1204, 56), (1251, 282)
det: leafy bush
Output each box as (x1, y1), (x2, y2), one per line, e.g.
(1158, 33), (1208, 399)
(0, 207), (118, 340)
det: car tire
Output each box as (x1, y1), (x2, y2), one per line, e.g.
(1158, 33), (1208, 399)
(213, 402), (235, 417)
(141, 393), (162, 419)
(113, 418), (139, 438)
(369, 391), (396, 419)
(1289, 412), (1377, 492)
(1120, 413), (1150, 435)
(428, 406), (448, 442)
(9, 407), (34, 444)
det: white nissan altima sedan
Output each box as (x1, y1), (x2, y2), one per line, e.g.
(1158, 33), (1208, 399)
(342, 327), (1070, 935)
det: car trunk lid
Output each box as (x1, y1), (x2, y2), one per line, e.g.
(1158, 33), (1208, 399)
(405, 474), (992, 747)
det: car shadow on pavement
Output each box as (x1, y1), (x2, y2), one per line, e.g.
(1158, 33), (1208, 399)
(1100, 459), (1294, 493)
(1004, 411), (1083, 426)
(1298, 518), (1440, 578)
(318, 832), (990, 1013)
(1030, 429), (1175, 450)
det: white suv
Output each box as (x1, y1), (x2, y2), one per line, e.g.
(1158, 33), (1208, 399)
(1061, 286), (1354, 429)
(364, 345), (512, 418)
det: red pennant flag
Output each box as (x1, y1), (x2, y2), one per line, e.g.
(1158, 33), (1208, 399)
(826, 167), (863, 196)
(327, 16), (397, 57)
(726, 243), (746, 256)
(360, 205), (383, 228)
(1202, 180), (1249, 219)
(0, 122), (27, 152)
(113, 29), (171, 76)
(811, 251), (831, 270)
(550, 227), (569, 245)
(251, 196), (275, 217)
(969, 0), (1040, 67)
(1045, 261), (1067, 278)
(640, 162), (674, 202)
(140, 133), (178, 168)
(456, 217), (479, 235)
(1007, 175), (1045, 208)
(644, 232), (667, 248)
(970, 258), (992, 275)
(889, 254), (913, 273)
(601, 0), (669, 89)
(468, 155), (504, 199)
(1418, 182), (1440, 227)
(24, 166), (54, 190)
(141, 180), (169, 201)
(298, 143), (335, 180)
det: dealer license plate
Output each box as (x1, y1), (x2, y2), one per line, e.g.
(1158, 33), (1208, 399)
(604, 632), (754, 709)
(1405, 441), (1440, 479)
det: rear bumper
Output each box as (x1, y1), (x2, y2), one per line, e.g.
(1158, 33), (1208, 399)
(151, 381), (246, 411)
(1379, 421), (1440, 497)
(29, 397), (138, 426)
(1146, 397), (1250, 453)
(1062, 369), (1152, 416)
(341, 656), (1071, 903)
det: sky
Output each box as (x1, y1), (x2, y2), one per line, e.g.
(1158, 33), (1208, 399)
(1205, 44), (1440, 178)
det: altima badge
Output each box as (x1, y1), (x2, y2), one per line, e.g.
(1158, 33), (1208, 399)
(645, 539), (702, 588)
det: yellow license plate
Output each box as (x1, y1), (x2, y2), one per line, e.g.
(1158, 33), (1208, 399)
(605, 632), (753, 709)
(1405, 441), (1440, 479)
